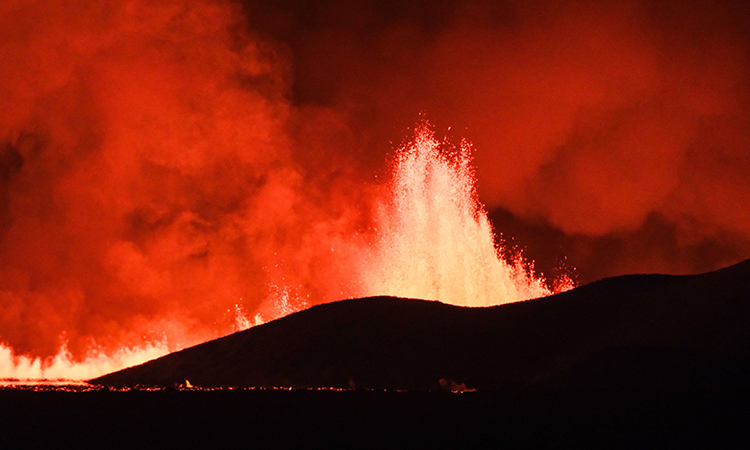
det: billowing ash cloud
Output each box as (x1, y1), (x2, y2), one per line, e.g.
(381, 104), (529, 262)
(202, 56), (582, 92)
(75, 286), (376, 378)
(1, 0), (749, 362)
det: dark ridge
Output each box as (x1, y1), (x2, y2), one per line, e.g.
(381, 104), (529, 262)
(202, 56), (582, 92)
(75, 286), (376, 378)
(91, 258), (750, 390)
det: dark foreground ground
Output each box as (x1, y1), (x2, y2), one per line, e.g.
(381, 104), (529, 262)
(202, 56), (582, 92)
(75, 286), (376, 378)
(2, 384), (749, 449)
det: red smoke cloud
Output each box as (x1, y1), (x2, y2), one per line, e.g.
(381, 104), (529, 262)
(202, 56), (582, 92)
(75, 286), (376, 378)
(0, 0), (374, 361)
(1, 0), (750, 364)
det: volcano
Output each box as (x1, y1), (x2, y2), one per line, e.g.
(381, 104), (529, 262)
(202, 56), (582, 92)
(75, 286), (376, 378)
(91, 258), (750, 391)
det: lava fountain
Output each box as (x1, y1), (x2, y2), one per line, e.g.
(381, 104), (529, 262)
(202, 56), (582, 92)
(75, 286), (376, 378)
(364, 121), (572, 306)
(0, 121), (571, 381)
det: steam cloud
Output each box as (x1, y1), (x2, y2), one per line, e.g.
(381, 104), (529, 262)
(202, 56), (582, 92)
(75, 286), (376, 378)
(1, 0), (750, 365)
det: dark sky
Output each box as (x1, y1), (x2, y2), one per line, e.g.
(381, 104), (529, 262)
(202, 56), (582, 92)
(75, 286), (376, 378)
(1, 0), (749, 360)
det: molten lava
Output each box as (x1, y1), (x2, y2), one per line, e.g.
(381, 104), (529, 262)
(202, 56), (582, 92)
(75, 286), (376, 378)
(365, 122), (571, 306)
(0, 341), (168, 381)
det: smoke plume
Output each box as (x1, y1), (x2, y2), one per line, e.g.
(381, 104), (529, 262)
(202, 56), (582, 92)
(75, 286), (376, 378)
(0, 0), (372, 364)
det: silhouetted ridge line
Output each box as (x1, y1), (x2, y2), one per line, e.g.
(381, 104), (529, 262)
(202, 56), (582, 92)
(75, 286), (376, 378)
(91, 258), (750, 390)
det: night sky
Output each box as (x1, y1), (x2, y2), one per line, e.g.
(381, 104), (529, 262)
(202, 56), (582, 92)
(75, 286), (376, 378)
(1, 0), (749, 362)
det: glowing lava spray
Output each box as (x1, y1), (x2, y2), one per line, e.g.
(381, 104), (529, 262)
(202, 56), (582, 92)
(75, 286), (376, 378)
(365, 122), (569, 306)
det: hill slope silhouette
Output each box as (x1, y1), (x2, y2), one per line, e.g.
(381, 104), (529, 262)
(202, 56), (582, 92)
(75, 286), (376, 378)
(91, 258), (750, 390)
